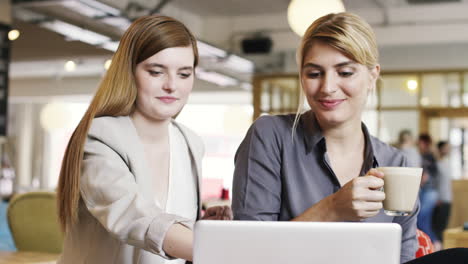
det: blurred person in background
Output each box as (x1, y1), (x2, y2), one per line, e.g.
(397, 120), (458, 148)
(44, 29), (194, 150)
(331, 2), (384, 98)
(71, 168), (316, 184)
(396, 129), (422, 168)
(56, 15), (231, 264)
(432, 141), (452, 250)
(0, 152), (16, 251)
(0, 196), (15, 251)
(416, 133), (439, 245)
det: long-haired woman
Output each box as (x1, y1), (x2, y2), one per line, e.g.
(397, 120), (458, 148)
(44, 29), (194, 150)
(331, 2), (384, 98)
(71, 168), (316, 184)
(57, 15), (231, 264)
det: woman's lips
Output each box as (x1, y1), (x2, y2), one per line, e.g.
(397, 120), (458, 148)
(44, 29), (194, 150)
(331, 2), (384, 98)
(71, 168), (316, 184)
(317, 99), (345, 110)
(156, 96), (178, 103)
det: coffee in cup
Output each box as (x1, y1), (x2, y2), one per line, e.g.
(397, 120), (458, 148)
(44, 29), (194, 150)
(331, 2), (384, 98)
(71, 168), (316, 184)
(376, 167), (422, 216)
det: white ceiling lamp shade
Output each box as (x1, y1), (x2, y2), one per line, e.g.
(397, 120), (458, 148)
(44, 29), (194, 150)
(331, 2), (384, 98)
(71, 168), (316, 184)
(287, 0), (345, 36)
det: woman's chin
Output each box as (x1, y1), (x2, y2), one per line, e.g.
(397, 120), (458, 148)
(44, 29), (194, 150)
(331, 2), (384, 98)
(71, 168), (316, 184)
(314, 112), (345, 126)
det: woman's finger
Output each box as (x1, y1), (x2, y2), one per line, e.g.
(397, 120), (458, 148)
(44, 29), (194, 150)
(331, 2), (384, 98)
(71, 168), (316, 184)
(360, 176), (384, 189)
(366, 168), (384, 178)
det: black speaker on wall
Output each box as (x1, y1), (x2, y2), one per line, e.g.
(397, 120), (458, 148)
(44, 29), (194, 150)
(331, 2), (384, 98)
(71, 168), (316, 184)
(241, 36), (273, 54)
(0, 23), (10, 137)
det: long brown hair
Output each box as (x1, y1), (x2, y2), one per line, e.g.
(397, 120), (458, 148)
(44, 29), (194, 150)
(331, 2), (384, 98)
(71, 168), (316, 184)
(57, 15), (199, 232)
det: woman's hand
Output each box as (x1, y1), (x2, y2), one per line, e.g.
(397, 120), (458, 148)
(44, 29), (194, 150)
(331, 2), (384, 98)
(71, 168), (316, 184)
(330, 168), (385, 221)
(202, 205), (233, 220)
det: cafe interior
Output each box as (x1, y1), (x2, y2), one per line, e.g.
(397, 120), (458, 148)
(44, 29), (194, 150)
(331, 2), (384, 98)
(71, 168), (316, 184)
(0, 0), (467, 262)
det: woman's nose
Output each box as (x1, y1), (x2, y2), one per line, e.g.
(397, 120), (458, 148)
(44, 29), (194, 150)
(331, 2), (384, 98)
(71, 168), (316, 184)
(162, 74), (176, 92)
(320, 74), (338, 94)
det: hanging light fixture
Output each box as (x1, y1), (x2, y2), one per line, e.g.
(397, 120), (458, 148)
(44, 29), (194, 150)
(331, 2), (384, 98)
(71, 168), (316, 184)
(287, 0), (346, 36)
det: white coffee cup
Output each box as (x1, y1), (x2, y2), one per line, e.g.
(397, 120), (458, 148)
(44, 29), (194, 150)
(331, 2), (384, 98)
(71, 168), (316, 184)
(376, 167), (422, 216)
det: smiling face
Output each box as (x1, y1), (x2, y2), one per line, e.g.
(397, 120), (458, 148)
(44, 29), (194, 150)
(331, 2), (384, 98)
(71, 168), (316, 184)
(301, 41), (379, 128)
(133, 46), (195, 122)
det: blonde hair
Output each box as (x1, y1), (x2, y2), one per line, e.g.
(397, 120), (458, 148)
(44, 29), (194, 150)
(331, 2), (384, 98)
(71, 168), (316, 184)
(57, 15), (199, 232)
(292, 12), (379, 133)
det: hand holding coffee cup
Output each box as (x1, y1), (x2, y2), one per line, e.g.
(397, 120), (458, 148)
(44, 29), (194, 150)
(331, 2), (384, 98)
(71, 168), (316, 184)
(376, 167), (422, 216)
(331, 168), (385, 221)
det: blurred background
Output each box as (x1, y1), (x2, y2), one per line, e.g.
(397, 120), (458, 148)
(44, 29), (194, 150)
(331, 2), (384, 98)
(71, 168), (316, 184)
(1, 0), (468, 257)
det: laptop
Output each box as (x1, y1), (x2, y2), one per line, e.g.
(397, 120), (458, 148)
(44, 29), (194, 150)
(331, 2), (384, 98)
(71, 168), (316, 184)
(194, 220), (401, 264)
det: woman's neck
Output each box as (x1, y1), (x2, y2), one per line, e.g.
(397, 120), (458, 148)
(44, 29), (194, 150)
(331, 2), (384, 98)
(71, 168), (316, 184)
(130, 110), (170, 145)
(320, 119), (365, 154)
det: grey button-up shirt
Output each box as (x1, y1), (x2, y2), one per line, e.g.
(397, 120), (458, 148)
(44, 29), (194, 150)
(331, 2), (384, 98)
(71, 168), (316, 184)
(232, 111), (419, 263)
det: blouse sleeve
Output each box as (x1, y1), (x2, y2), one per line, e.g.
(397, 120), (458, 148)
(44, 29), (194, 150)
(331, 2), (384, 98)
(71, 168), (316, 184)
(232, 116), (283, 221)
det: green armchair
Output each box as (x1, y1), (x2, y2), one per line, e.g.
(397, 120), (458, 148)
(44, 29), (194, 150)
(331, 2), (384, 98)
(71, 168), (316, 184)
(7, 191), (63, 253)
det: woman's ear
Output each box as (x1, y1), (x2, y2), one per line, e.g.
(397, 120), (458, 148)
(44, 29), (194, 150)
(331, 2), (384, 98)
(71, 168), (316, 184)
(368, 64), (381, 92)
(370, 64), (380, 82)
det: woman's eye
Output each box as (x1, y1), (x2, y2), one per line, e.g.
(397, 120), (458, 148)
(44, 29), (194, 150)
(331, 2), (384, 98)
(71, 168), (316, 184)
(179, 73), (192, 78)
(306, 72), (321, 78)
(148, 70), (162, 76)
(339, 71), (354, 77)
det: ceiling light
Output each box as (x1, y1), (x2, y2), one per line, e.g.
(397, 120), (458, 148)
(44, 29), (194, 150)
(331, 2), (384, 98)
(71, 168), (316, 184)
(407, 79), (418, 91)
(101, 41), (119, 52)
(223, 55), (255, 73)
(8, 30), (20, 41)
(104, 59), (112, 70)
(78, 0), (121, 16)
(196, 69), (238, 87)
(197, 40), (254, 74)
(41, 20), (110, 45)
(10, 56), (113, 78)
(65, 60), (77, 72)
(287, 0), (345, 36)
(60, 1), (107, 17)
(197, 41), (227, 58)
(100, 17), (131, 31)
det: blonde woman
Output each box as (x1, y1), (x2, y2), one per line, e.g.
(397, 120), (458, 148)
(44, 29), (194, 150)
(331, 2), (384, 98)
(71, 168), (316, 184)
(232, 12), (418, 263)
(57, 15), (231, 264)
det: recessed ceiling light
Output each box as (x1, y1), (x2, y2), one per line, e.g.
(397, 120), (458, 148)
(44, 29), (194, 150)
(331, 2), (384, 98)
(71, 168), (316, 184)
(104, 59), (112, 70)
(407, 79), (418, 91)
(64, 60), (77, 72)
(8, 30), (20, 41)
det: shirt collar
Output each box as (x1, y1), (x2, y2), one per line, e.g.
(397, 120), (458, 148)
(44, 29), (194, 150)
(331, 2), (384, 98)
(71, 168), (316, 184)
(301, 110), (379, 169)
(301, 111), (325, 153)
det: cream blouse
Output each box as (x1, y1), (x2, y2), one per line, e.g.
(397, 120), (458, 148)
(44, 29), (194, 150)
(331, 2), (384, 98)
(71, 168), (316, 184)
(162, 123), (198, 264)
